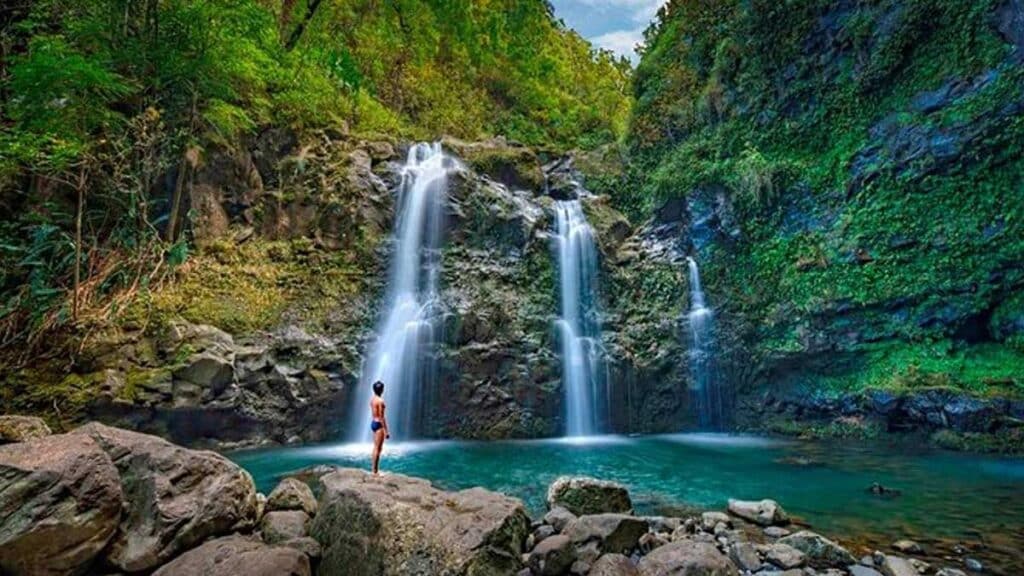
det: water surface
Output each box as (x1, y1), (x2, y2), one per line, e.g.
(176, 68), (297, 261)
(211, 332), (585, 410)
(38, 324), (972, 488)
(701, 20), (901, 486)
(232, 433), (1024, 570)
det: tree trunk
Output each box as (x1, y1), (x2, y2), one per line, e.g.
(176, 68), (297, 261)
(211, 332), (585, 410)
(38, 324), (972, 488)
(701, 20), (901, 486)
(73, 167), (86, 321)
(165, 155), (188, 242)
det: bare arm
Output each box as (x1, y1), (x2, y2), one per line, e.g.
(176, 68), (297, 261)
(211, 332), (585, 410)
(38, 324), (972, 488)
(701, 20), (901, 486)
(382, 403), (390, 438)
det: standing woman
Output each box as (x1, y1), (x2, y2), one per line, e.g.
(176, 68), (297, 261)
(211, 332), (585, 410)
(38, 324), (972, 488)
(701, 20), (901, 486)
(370, 380), (390, 474)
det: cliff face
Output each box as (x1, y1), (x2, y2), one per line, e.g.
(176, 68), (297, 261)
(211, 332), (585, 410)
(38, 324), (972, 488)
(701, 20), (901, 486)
(1, 131), (699, 446)
(626, 0), (1024, 430)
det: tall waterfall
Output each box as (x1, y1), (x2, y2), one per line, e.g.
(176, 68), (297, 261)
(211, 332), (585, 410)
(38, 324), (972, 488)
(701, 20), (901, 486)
(353, 143), (452, 441)
(553, 200), (607, 437)
(686, 256), (724, 428)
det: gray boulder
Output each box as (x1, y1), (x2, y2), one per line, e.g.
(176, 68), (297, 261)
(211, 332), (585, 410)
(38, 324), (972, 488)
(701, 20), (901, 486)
(547, 476), (633, 515)
(72, 423), (258, 572)
(261, 510), (311, 545)
(152, 535), (310, 576)
(565, 514), (648, 555)
(637, 540), (739, 576)
(0, 415), (52, 444)
(528, 534), (575, 576)
(728, 542), (762, 572)
(0, 433), (122, 576)
(726, 499), (789, 526)
(850, 566), (885, 576)
(700, 512), (731, 532)
(310, 468), (530, 576)
(544, 506), (578, 533)
(880, 555), (918, 576)
(267, 477), (318, 516)
(765, 543), (806, 569)
(891, 539), (922, 554)
(778, 530), (856, 569)
(590, 553), (641, 576)
(173, 350), (234, 395)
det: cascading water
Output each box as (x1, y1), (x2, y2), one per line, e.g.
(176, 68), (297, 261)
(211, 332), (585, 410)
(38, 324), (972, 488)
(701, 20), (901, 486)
(553, 200), (608, 437)
(352, 142), (452, 441)
(686, 256), (724, 428)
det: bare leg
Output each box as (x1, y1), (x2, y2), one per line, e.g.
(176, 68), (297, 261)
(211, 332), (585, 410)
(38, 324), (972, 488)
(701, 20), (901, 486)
(371, 429), (385, 475)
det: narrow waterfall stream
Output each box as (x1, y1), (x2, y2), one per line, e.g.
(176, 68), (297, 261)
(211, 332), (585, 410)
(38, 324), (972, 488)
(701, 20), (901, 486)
(553, 200), (607, 437)
(353, 143), (453, 441)
(686, 256), (724, 428)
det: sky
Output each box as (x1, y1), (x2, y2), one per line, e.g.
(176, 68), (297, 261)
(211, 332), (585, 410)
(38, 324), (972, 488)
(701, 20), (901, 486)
(548, 0), (666, 62)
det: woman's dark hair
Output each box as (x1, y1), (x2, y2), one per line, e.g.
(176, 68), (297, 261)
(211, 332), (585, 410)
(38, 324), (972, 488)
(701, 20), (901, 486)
(373, 381), (385, 396)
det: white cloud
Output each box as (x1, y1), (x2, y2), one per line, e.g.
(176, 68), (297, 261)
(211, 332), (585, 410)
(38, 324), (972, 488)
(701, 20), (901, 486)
(575, 0), (664, 23)
(591, 27), (646, 61)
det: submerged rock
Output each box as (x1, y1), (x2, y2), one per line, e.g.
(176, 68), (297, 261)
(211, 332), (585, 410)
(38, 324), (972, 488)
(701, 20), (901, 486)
(0, 433), (122, 576)
(152, 535), (310, 576)
(71, 422), (258, 572)
(547, 476), (633, 516)
(310, 468), (530, 576)
(637, 540), (738, 576)
(727, 499), (789, 526)
(0, 415), (52, 444)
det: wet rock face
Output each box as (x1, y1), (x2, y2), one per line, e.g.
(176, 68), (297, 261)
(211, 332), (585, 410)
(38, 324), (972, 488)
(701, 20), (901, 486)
(0, 433), (122, 576)
(310, 468), (530, 576)
(87, 321), (352, 448)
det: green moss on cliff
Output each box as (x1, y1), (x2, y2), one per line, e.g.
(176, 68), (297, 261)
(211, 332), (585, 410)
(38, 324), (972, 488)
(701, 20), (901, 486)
(122, 239), (375, 336)
(627, 0), (1024, 398)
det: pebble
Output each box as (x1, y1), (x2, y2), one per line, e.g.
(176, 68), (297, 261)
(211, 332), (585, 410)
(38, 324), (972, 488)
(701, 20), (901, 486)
(965, 558), (983, 572)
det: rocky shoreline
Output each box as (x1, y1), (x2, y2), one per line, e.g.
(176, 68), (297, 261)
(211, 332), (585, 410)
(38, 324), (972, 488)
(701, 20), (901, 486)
(1, 418), (1008, 576)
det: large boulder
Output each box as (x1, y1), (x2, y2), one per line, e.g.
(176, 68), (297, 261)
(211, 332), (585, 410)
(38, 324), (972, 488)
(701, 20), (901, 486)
(547, 476), (633, 516)
(152, 535), (310, 576)
(0, 415), (52, 444)
(310, 468), (530, 576)
(637, 540), (739, 576)
(261, 510), (311, 545)
(778, 531), (856, 569)
(267, 477), (318, 516)
(544, 506), (578, 533)
(0, 433), (122, 576)
(726, 499), (789, 526)
(565, 514), (648, 555)
(591, 553), (641, 576)
(71, 422), (258, 572)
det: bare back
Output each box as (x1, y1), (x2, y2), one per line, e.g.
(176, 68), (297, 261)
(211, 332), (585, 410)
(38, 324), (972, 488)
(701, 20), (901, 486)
(371, 396), (385, 421)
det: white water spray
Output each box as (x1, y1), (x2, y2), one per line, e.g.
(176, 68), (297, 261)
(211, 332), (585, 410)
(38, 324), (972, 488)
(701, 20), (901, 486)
(353, 143), (453, 441)
(686, 256), (724, 428)
(553, 200), (607, 437)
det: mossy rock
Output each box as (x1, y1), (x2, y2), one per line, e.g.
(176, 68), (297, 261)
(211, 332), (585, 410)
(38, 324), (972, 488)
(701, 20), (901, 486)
(442, 136), (545, 191)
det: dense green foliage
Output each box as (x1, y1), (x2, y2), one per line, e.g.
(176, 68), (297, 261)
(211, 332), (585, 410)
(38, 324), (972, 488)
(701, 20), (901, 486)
(0, 0), (630, 357)
(627, 0), (1024, 397)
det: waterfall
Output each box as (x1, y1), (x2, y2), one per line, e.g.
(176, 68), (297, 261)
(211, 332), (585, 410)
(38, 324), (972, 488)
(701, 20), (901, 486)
(686, 256), (724, 429)
(553, 200), (607, 437)
(352, 142), (452, 441)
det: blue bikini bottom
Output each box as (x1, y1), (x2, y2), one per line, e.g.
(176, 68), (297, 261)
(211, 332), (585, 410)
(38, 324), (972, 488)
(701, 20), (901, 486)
(370, 420), (383, 432)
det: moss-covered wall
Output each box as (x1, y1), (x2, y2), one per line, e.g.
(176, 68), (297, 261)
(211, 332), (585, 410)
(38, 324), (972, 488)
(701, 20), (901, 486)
(625, 0), (1024, 404)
